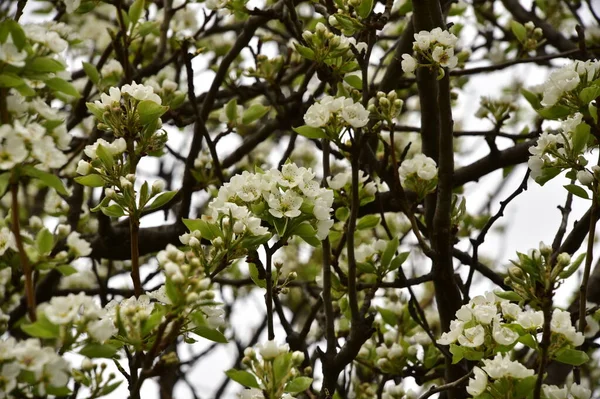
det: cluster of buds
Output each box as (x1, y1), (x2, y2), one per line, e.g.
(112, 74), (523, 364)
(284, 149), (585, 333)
(475, 96), (517, 124)
(368, 90), (404, 123)
(507, 242), (585, 306)
(246, 54), (285, 83)
(510, 21), (544, 53)
(295, 23), (364, 76)
(72, 360), (121, 398)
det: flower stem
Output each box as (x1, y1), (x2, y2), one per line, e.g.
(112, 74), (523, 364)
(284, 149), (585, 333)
(130, 216), (142, 298)
(10, 182), (36, 321)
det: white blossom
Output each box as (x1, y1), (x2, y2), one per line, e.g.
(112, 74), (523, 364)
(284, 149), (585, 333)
(401, 54), (417, 74)
(304, 102), (330, 127)
(66, 231), (92, 257)
(457, 325), (485, 347)
(341, 98), (370, 128)
(121, 81), (162, 104)
(466, 367), (488, 396)
(482, 353), (534, 380)
(432, 46), (458, 68)
(398, 153), (438, 184)
(0, 40), (27, 67)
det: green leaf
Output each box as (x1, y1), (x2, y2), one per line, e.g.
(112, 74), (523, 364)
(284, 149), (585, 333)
(225, 99), (238, 123)
(564, 184), (589, 199)
(515, 376), (537, 398)
(537, 105), (572, 120)
(0, 72), (25, 88)
(36, 228), (54, 255)
(248, 262), (266, 288)
(242, 104), (270, 124)
(554, 348), (589, 366)
(28, 57), (66, 73)
(389, 251), (409, 271)
(285, 377), (313, 394)
(79, 343), (119, 359)
(381, 236), (399, 270)
(45, 77), (81, 98)
(21, 165), (68, 195)
(449, 344), (464, 364)
(344, 75), (362, 90)
(21, 314), (60, 339)
(75, 174), (106, 187)
(293, 223), (316, 238)
(356, 215), (380, 230)
(560, 252), (586, 279)
(101, 204), (126, 218)
(96, 143), (114, 170)
(494, 290), (523, 302)
(57, 264), (78, 276)
(292, 125), (328, 139)
(46, 386), (72, 396)
(273, 352), (293, 382)
(82, 62), (100, 84)
(225, 369), (260, 389)
(293, 43), (315, 60)
(7, 20), (26, 50)
(355, 0), (373, 19)
(377, 307), (398, 326)
(579, 85), (600, 104)
(521, 89), (541, 110)
(128, 0), (145, 23)
(571, 122), (591, 154)
(535, 166), (561, 186)
(99, 381), (123, 396)
(589, 102), (598, 124)
(146, 190), (177, 210)
(335, 206), (349, 221)
(183, 218), (216, 240)
(510, 21), (527, 42)
(137, 100), (168, 124)
(193, 325), (228, 343)
(0, 172), (10, 197)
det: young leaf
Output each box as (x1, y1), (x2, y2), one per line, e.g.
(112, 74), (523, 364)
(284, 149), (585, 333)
(128, 0), (145, 24)
(137, 100), (168, 124)
(79, 343), (119, 358)
(225, 369), (260, 389)
(28, 57), (66, 73)
(381, 236), (399, 270)
(242, 104), (270, 124)
(355, 0), (373, 19)
(564, 184), (589, 200)
(356, 215), (380, 230)
(225, 99), (238, 123)
(553, 348), (589, 366)
(21, 165), (69, 195)
(75, 174), (106, 187)
(82, 62), (100, 84)
(45, 77), (81, 98)
(193, 325), (228, 343)
(57, 265), (78, 276)
(510, 21), (527, 42)
(344, 75), (362, 90)
(36, 228), (54, 255)
(292, 125), (328, 139)
(146, 190), (177, 210)
(101, 204), (126, 218)
(285, 377), (313, 394)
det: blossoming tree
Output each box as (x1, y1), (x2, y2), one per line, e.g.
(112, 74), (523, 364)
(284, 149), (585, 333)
(1, 0), (600, 398)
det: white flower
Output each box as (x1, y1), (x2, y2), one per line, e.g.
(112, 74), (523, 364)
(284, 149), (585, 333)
(32, 136), (68, 168)
(437, 320), (465, 345)
(482, 353), (534, 379)
(316, 219), (334, 240)
(63, 0), (82, 13)
(431, 46), (458, 68)
(44, 31), (68, 53)
(0, 227), (16, 256)
(398, 153), (437, 184)
(584, 315), (599, 338)
(76, 160), (92, 175)
(472, 304), (497, 324)
(121, 81), (162, 104)
(0, 128), (28, 169)
(543, 385), (568, 399)
(413, 30), (432, 51)
(320, 96), (344, 113)
(87, 318), (117, 343)
(570, 383), (592, 399)
(539, 66), (580, 106)
(457, 325), (485, 347)
(528, 155), (545, 179)
(238, 388), (263, 399)
(401, 54), (417, 74)
(268, 190), (303, 218)
(501, 302), (522, 320)
(101, 60), (124, 78)
(341, 98), (370, 128)
(0, 40), (27, 67)
(492, 321), (519, 345)
(561, 112), (583, 134)
(516, 309), (544, 330)
(327, 172), (350, 190)
(94, 87), (122, 109)
(304, 103), (330, 128)
(257, 340), (289, 359)
(66, 231), (92, 257)
(43, 296), (82, 325)
(528, 132), (565, 156)
(466, 367), (488, 396)
(577, 170), (594, 185)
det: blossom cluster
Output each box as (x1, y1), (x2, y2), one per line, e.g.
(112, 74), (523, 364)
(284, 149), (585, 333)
(304, 95), (370, 129)
(438, 291), (589, 368)
(0, 337), (70, 397)
(236, 340), (310, 399)
(401, 27), (459, 76)
(207, 163), (334, 241)
(397, 153), (438, 199)
(530, 60), (600, 107)
(528, 113), (590, 182)
(38, 292), (116, 344)
(467, 354), (534, 397)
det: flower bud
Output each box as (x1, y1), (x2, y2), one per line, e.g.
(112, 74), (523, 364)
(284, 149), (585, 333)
(557, 252), (571, 266)
(105, 188), (116, 199)
(57, 224), (71, 237)
(81, 358), (94, 371)
(76, 160), (92, 175)
(189, 236), (201, 248)
(152, 179), (166, 194)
